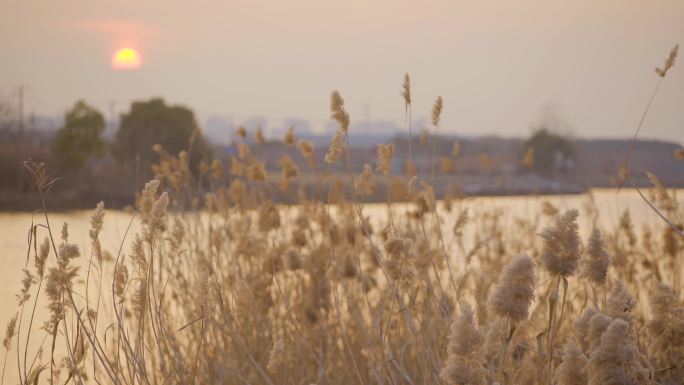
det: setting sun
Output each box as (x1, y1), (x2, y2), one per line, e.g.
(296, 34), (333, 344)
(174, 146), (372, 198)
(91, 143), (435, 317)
(111, 47), (141, 71)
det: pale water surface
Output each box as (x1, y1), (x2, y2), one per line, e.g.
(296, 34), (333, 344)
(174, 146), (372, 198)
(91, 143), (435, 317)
(2, 188), (677, 315)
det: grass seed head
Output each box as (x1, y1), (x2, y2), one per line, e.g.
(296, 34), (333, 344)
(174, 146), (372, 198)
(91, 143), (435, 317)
(539, 209), (581, 277)
(489, 254), (536, 322)
(655, 43), (678, 77)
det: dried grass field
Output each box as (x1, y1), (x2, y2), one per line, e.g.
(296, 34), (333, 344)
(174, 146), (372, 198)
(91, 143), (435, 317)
(1, 52), (684, 385)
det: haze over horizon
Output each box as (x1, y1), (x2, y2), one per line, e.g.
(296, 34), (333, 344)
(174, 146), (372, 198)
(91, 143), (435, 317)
(1, 0), (682, 143)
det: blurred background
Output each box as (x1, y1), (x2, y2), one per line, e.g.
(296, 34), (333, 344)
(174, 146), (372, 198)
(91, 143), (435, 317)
(1, 0), (683, 209)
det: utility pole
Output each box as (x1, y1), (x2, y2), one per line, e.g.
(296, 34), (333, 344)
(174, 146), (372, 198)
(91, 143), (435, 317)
(17, 85), (24, 133)
(109, 99), (117, 136)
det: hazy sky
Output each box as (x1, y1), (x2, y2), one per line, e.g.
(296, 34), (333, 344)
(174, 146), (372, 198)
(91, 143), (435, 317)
(1, 0), (682, 142)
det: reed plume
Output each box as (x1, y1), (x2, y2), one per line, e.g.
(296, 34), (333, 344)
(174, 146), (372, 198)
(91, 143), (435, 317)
(2, 316), (16, 350)
(645, 283), (684, 381)
(325, 129), (345, 164)
(376, 143), (393, 175)
(587, 312), (613, 353)
(555, 339), (588, 385)
(401, 73), (411, 108)
(330, 90), (349, 133)
(489, 255), (536, 322)
(655, 44), (679, 77)
(1, 315), (17, 385)
(284, 126), (295, 145)
(439, 303), (487, 385)
(431, 96), (443, 127)
(587, 318), (649, 385)
(573, 307), (598, 353)
(606, 280), (636, 324)
(539, 209), (581, 277)
(354, 164), (374, 196)
(236, 126), (247, 139)
(582, 227), (611, 287)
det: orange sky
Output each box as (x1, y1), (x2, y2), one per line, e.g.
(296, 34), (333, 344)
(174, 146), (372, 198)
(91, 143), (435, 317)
(0, 0), (682, 142)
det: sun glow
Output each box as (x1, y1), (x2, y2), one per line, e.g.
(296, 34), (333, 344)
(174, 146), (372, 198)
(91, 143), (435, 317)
(112, 48), (142, 71)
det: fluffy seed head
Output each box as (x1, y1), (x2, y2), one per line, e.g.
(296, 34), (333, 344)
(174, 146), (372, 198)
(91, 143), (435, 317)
(142, 191), (169, 244)
(278, 155), (299, 180)
(36, 237), (50, 278)
(431, 96), (443, 127)
(488, 254), (536, 322)
(383, 237), (416, 286)
(132, 279), (147, 320)
(655, 43), (678, 77)
(3, 315), (17, 349)
(61, 222), (69, 242)
(556, 339), (588, 385)
(415, 181), (435, 215)
(89, 201), (105, 240)
(248, 161), (267, 182)
(587, 319), (649, 385)
(330, 91), (350, 133)
(138, 179), (160, 217)
(297, 140), (316, 167)
(645, 283), (684, 379)
(384, 237), (411, 258)
(539, 209), (581, 277)
(582, 228), (611, 286)
(587, 312), (613, 353)
(446, 303), (484, 357)
(236, 126), (247, 139)
(324, 129), (346, 164)
(115, 259), (129, 304)
(573, 307), (599, 353)
(606, 280), (636, 324)
(376, 143), (394, 175)
(297, 140), (314, 157)
(401, 73), (411, 106)
(354, 164), (374, 196)
(440, 304), (487, 385)
(211, 159), (224, 181)
(18, 269), (34, 305)
(284, 126), (295, 145)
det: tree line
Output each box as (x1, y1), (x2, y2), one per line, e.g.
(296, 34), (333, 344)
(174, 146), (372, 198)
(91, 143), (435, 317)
(52, 98), (211, 172)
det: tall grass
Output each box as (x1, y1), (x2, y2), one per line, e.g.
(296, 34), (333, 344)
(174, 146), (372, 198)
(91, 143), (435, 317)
(2, 45), (683, 385)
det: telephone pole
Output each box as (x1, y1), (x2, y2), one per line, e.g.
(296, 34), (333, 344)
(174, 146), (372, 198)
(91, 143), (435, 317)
(17, 85), (25, 133)
(109, 99), (117, 135)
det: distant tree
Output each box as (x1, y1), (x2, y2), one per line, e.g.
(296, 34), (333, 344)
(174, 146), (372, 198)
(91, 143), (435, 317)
(52, 101), (105, 170)
(113, 98), (211, 170)
(522, 128), (575, 176)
